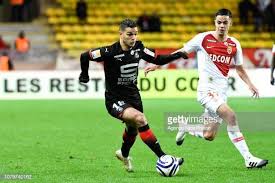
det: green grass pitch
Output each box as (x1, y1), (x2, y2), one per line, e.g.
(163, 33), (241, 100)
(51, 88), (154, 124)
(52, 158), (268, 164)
(0, 98), (274, 183)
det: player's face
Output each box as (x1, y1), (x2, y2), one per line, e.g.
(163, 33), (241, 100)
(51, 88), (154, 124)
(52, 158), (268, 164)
(214, 15), (232, 36)
(120, 27), (138, 48)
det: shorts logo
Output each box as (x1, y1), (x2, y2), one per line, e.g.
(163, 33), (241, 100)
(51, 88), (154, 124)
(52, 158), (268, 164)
(90, 49), (101, 59)
(113, 101), (125, 112)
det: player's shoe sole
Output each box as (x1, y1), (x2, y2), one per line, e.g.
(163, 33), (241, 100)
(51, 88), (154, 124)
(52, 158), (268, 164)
(115, 150), (134, 172)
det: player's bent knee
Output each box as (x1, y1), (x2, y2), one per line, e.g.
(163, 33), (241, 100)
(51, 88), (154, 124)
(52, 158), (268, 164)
(204, 132), (216, 141)
(133, 113), (147, 127)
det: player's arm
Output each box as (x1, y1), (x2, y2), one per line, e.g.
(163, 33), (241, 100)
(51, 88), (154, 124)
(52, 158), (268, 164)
(235, 65), (259, 98)
(142, 48), (188, 76)
(145, 49), (188, 65)
(144, 48), (189, 76)
(79, 47), (108, 83)
(271, 46), (275, 85)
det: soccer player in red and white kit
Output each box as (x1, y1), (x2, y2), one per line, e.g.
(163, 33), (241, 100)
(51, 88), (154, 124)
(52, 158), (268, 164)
(145, 9), (268, 168)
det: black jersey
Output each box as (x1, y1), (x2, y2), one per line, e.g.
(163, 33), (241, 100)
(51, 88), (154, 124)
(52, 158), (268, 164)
(81, 40), (186, 99)
(87, 41), (158, 98)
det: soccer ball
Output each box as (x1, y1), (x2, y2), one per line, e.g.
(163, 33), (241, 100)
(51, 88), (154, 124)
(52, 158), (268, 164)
(156, 155), (180, 177)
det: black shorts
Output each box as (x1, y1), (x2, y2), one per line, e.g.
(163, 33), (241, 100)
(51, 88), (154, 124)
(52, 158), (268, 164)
(105, 93), (143, 120)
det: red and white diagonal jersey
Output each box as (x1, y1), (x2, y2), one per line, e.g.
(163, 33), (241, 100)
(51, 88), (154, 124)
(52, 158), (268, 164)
(182, 31), (243, 92)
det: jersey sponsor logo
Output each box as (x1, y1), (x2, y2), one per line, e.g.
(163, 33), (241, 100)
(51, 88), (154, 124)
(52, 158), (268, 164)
(117, 63), (138, 85)
(207, 39), (216, 43)
(143, 48), (155, 57)
(120, 63), (138, 77)
(114, 53), (125, 58)
(114, 53), (125, 61)
(206, 46), (215, 49)
(90, 49), (101, 59)
(228, 43), (236, 47)
(209, 54), (231, 64)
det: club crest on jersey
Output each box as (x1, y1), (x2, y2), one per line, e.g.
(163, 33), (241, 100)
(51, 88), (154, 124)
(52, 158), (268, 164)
(227, 46), (232, 54)
(134, 52), (139, 58)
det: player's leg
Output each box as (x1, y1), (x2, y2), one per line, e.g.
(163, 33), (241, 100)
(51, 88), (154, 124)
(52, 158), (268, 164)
(120, 124), (138, 158)
(176, 112), (221, 145)
(121, 107), (165, 158)
(106, 99), (137, 172)
(176, 91), (223, 145)
(122, 107), (184, 166)
(217, 103), (268, 168)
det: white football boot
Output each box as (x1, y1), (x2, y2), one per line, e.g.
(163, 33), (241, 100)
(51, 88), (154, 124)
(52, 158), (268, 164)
(176, 130), (186, 146)
(245, 156), (268, 168)
(115, 149), (133, 172)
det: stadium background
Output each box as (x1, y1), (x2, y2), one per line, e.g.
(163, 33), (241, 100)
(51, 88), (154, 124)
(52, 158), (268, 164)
(0, 0), (274, 182)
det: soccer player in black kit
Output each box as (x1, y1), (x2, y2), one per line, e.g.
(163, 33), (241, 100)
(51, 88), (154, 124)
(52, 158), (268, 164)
(79, 19), (188, 172)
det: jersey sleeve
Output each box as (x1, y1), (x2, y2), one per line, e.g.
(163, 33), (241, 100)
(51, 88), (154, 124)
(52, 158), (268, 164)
(182, 33), (203, 54)
(233, 39), (243, 66)
(88, 46), (111, 62)
(140, 43), (157, 63)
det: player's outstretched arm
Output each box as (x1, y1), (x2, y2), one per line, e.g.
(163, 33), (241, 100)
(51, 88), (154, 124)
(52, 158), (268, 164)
(144, 50), (188, 76)
(271, 54), (275, 85)
(153, 51), (188, 65)
(236, 65), (259, 98)
(79, 51), (90, 83)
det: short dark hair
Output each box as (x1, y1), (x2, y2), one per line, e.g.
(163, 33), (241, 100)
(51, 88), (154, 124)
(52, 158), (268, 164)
(119, 18), (137, 31)
(215, 8), (232, 18)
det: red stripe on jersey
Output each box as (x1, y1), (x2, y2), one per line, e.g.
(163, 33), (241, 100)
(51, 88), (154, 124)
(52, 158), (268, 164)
(202, 34), (237, 76)
(233, 136), (244, 143)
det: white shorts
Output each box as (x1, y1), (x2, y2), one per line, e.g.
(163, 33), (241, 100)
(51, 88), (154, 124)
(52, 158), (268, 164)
(197, 90), (227, 124)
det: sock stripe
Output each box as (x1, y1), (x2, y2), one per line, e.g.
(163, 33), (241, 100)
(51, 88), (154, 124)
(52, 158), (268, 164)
(138, 124), (149, 132)
(139, 129), (157, 141)
(232, 136), (244, 143)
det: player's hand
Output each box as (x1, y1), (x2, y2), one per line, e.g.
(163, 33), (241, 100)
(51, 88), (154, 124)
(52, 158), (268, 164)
(249, 85), (259, 98)
(144, 64), (159, 77)
(271, 77), (274, 85)
(177, 51), (189, 59)
(79, 72), (90, 83)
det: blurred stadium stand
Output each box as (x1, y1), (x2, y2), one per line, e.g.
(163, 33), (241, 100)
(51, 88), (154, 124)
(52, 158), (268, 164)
(0, 0), (58, 70)
(46, 0), (274, 58)
(0, 0), (274, 69)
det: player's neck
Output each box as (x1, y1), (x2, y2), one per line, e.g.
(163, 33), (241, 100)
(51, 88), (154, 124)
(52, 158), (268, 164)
(213, 32), (228, 42)
(120, 39), (131, 51)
